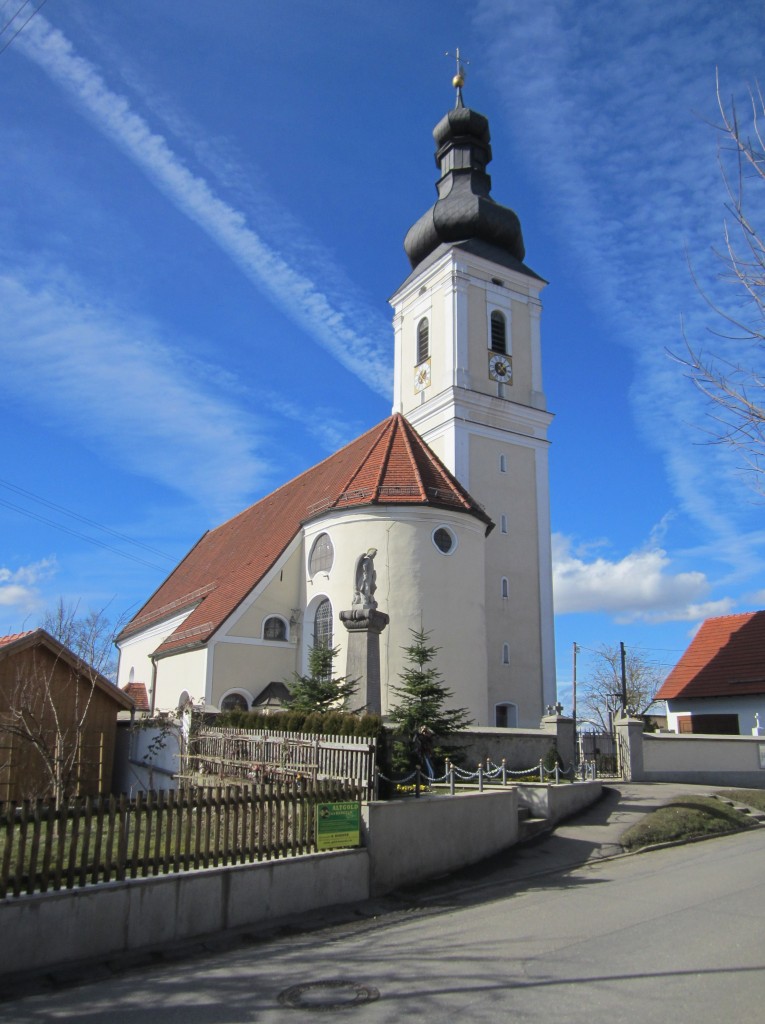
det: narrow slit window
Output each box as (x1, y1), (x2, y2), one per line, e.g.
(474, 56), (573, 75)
(502, 643), (510, 665)
(501, 577), (509, 599)
(417, 317), (430, 364)
(499, 454), (507, 473)
(490, 310), (507, 354)
(500, 514), (508, 534)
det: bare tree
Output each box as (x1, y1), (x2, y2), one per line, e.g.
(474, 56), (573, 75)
(41, 598), (124, 681)
(677, 74), (765, 489)
(578, 645), (664, 732)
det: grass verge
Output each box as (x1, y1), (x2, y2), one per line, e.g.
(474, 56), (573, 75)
(620, 796), (756, 851)
(716, 789), (765, 812)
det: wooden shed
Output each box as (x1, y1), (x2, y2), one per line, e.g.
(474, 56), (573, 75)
(0, 629), (134, 802)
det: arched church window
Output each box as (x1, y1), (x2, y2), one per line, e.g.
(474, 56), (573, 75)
(313, 598), (333, 648)
(501, 577), (509, 599)
(220, 692), (249, 713)
(417, 317), (430, 364)
(263, 616), (287, 641)
(490, 311), (507, 354)
(309, 533), (334, 576)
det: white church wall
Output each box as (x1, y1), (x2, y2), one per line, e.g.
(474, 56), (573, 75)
(305, 505), (490, 724)
(209, 641), (297, 709)
(471, 433), (548, 727)
(116, 608), (197, 694)
(223, 543), (303, 640)
(154, 647), (208, 711)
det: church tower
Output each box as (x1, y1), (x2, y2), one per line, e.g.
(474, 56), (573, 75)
(390, 73), (556, 727)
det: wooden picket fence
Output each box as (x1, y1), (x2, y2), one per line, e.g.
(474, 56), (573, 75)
(180, 728), (377, 797)
(0, 779), (361, 899)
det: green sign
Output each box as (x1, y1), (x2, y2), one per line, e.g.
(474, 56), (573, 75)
(316, 801), (361, 850)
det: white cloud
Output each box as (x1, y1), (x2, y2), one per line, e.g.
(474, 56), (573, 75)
(0, 271), (266, 514)
(0, 558), (57, 611)
(552, 533), (734, 623)
(15, 16), (392, 399)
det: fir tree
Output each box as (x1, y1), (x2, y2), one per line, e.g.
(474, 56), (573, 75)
(288, 643), (358, 714)
(388, 629), (472, 770)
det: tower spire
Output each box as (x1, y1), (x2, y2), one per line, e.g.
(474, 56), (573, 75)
(445, 48), (469, 108)
(403, 75), (525, 271)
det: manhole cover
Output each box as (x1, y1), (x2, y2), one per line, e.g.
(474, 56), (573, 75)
(277, 980), (380, 1012)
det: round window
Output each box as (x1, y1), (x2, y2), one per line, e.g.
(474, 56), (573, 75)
(433, 527), (456, 554)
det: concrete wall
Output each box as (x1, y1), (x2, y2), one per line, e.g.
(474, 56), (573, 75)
(0, 780), (604, 977)
(456, 718), (575, 773)
(361, 788), (519, 896)
(516, 781), (603, 823)
(0, 849), (369, 978)
(617, 717), (765, 788)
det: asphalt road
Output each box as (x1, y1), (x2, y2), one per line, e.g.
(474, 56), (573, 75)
(2, 827), (763, 1023)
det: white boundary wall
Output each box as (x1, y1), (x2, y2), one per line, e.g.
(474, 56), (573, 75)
(617, 717), (765, 788)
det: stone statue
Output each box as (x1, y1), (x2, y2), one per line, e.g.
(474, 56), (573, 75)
(353, 548), (378, 610)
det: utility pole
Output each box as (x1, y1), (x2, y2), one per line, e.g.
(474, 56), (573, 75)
(620, 641), (628, 713)
(572, 642), (579, 765)
(572, 642), (579, 725)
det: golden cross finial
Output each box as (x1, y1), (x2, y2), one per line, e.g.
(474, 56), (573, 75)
(445, 49), (469, 106)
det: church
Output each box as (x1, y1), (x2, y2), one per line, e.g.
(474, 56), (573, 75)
(116, 74), (557, 729)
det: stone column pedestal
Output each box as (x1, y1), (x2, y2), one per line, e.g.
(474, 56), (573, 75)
(339, 607), (390, 714)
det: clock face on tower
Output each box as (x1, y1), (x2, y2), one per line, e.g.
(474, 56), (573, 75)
(414, 360), (432, 393)
(488, 352), (513, 383)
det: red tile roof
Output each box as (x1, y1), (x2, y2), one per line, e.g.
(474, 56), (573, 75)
(656, 612), (765, 700)
(122, 682), (150, 712)
(119, 414), (492, 656)
(0, 631), (34, 648)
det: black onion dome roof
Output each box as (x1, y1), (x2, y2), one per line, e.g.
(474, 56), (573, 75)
(404, 100), (525, 271)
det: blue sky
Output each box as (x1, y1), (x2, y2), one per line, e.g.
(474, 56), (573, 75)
(1, 1), (763, 709)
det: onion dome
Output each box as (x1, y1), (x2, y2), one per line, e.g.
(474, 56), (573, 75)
(404, 93), (525, 271)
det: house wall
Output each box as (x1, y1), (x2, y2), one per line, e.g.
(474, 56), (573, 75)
(666, 696), (764, 735)
(0, 646), (123, 801)
(303, 505), (489, 724)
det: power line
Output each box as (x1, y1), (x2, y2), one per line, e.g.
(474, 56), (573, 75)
(0, 495), (168, 571)
(0, 0), (49, 58)
(0, 477), (175, 561)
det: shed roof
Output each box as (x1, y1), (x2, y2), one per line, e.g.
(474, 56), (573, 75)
(0, 629), (134, 710)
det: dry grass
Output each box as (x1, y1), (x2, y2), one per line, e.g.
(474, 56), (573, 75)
(620, 796), (755, 851)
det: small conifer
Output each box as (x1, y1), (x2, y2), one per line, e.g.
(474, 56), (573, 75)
(288, 643), (358, 714)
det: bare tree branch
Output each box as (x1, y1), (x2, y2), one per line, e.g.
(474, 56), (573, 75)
(672, 73), (765, 492)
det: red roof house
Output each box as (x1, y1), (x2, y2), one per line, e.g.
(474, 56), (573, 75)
(657, 612), (765, 734)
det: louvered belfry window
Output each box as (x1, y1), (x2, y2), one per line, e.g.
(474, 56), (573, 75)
(417, 317), (429, 363)
(490, 310), (507, 354)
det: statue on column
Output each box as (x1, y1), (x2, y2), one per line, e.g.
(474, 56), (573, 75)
(341, 547), (388, 713)
(353, 548), (378, 610)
